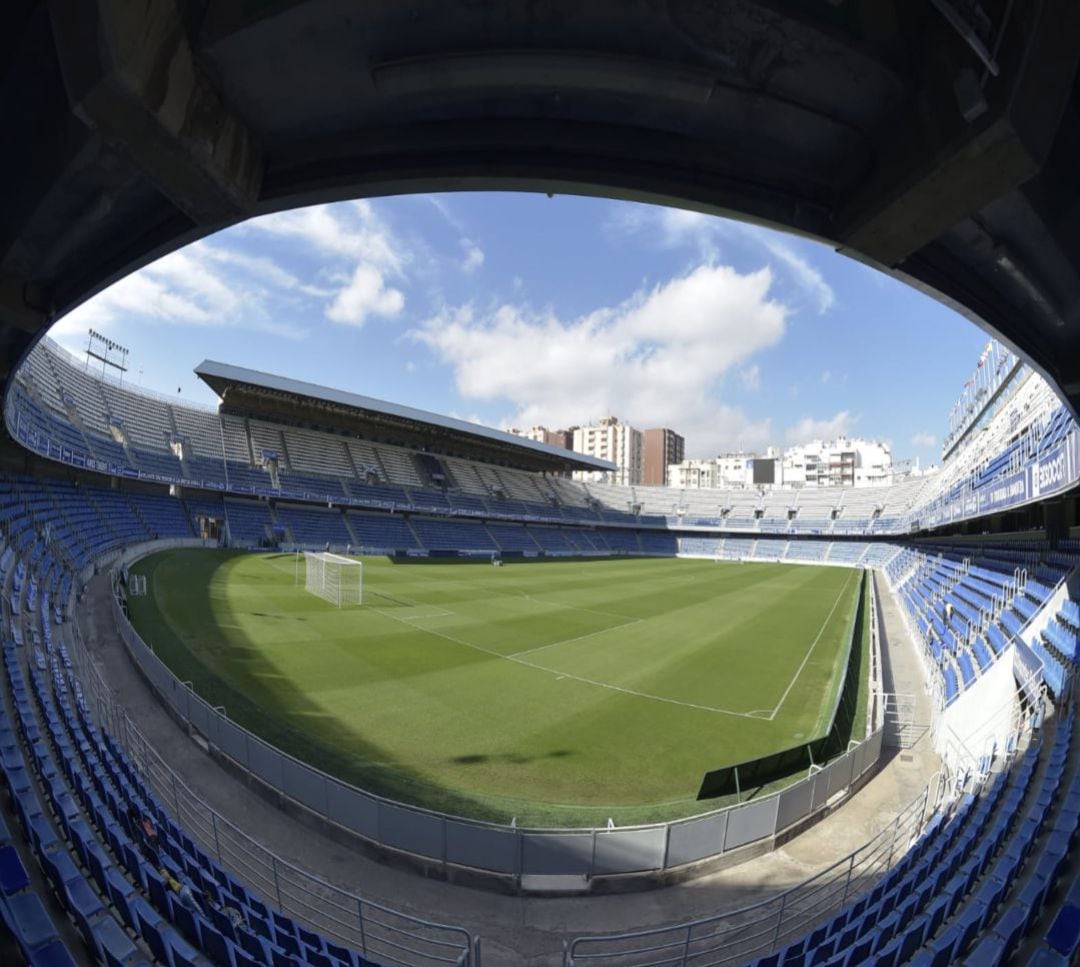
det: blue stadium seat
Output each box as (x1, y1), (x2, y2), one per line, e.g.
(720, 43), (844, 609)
(4, 890), (60, 953)
(0, 844), (30, 894)
(1044, 904), (1080, 959)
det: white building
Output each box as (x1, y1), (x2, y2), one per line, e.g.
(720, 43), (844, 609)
(572, 417), (643, 486)
(668, 458), (721, 489)
(781, 437), (893, 488)
(667, 453), (752, 488)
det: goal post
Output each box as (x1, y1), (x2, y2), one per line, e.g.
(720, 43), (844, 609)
(303, 552), (362, 607)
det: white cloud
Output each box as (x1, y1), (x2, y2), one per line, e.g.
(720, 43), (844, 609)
(197, 245), (300, 290)
(326, 264), (404, 327)
(740, 364), (761, 391)
(758, 236), (835, 314)
(460, 238), (485, 273)
(53, 199), (417, 356)
(911, 431), (937, 447)
(50, 241), (307, 347)
(422, 195), (468, 234)
(243, 201), (404, 274)
(617, 204), (836, 314)
(784, 411), (855, 445)
(241, 200), (415, 328)
(821, 369), (832, 384)
(412, 262), (788, 454)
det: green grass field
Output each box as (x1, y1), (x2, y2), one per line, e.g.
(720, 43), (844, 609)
(127, 551), (866, 827)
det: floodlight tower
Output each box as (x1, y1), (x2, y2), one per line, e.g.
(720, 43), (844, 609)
(85, 329), (129, 384)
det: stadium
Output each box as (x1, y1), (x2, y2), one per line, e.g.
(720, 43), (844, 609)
(2, 3), (1080, 967)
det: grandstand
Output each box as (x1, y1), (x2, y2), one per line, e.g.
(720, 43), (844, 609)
(10, 338), (1079, 542)
(0, 335), (1078, 967)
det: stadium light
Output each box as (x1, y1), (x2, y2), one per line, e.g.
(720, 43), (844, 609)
(85, 328), (130, 383)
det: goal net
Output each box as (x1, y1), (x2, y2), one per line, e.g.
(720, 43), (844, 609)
(303, 552), (362, 607)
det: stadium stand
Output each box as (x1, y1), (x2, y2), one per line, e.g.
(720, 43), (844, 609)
(3, 335), (1080, 966)
(10, 337), (1079, 541)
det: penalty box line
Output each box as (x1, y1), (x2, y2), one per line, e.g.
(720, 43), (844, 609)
(373, 605), (761, 720)
(767, 569), (858, 722)
(507, 617), (645, 659)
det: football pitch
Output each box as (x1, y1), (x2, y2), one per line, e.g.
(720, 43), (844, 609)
(127, 550), (867, 827)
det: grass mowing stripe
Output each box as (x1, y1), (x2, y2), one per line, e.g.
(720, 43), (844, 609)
(128, 550), (866, 826)
(768, 568), (859, 721)
(375, 603), (752, 717)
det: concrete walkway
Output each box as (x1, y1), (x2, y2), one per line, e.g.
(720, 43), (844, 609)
(75, 567), (940, 966)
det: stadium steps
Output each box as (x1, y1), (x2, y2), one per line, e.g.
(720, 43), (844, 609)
(340, 440), (361, 480)
(82, 488), (127, 546)
(340, 512), (362, 548)
(95, 383), (142, 471)
(165, 404), (181, 442)
(58, 406), (102, 470)
(220, 502), (235, 546)
(266, 505), (292, 546)
(277, 431), (294, 472)
(370, 447), (392, 486)
(404, 517), (424, 549)
(439, 461), (460, 491)
(241, 418), (256, 468)
(409, 453), (439, 490)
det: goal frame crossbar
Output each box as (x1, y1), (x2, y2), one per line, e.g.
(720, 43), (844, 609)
(302, 551), (363, 607)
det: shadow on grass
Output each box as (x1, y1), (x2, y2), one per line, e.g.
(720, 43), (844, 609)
(450, 749), (574, 766)
(130, 549), (526, 825)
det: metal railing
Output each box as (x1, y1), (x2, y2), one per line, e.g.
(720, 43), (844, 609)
(563, 776), (944, 967)
(68, 600), (479, 967)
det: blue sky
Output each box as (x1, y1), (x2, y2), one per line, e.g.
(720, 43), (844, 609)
(51, 192), (989, 467)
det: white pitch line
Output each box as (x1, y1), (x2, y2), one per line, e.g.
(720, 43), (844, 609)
(768, 571), (857, 721)
(373, 606), (760, 719)
(508, 617), (644, 658)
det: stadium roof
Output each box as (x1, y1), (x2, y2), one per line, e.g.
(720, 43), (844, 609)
(5, 3), (1080, 430)
(195, 360), (614, 474)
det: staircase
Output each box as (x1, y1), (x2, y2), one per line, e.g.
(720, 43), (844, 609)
(278, 430), (294, 471)
(122, 494), (161, 539)
(165, 406), (193, 479)
(342, 442), (360, 479)
(405, 517), (424, 549)
(242, 418), (257, 466)
(267, 505), (290, 545)
(341, 512), (361, 547)
(372, 447), (392, 484)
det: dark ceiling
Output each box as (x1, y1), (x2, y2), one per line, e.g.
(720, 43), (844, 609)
(3, 1), (1079, 414)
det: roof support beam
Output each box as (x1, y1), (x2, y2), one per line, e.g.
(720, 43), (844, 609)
(47, 0), (262, 226)
(837, 0), (1080, 269)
